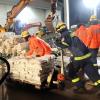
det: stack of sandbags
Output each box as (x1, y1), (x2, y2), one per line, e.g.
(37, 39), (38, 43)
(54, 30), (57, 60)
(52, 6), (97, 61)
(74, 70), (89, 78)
(12, 42), (28, 56)
(0, 32), (16, 43)
(0, 33), (25, 57)
(8, 55), (55, 85)
(2, 38), (14, 55)
(0, 32), (7, 40)
(0, 32), (8, 51)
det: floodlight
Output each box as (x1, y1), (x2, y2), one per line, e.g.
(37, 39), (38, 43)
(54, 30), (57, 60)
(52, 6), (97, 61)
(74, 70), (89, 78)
(83, 0), (100, 9)
(16, 7), (34, 24)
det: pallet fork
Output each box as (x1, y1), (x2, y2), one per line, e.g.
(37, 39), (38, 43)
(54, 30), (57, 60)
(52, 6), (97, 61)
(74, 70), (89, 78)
(46, 48), (65, 90)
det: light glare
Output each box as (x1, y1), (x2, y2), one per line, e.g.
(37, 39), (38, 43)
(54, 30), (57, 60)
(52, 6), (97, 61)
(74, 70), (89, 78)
(83, 0), (100, 9)
(16, 7), (34, 24)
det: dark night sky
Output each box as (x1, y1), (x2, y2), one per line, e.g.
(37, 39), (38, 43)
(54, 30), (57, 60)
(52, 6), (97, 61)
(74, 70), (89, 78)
(68, 0), (100, 26)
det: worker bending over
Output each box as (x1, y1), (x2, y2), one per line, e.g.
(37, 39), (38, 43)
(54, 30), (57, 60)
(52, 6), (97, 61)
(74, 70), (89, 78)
(55, 22), (100, 93)
(21, 31), (52, 57)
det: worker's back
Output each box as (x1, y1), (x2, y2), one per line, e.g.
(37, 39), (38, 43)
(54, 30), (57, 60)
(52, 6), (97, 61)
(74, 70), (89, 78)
(37, 38), (52, 55)
(27, 35), (52, 56)
(75, 25), (88, 46)
(86, 24), (100, 49)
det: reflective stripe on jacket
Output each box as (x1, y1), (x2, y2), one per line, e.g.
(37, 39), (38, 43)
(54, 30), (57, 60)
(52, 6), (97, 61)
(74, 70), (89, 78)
(56, 30), (91, 60)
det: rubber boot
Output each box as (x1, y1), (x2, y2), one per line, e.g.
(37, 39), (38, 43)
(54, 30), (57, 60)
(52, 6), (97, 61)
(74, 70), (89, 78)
(73, 81), (86, 94)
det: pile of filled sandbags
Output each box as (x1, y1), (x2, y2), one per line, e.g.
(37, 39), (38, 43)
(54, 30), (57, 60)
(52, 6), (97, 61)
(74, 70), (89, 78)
(12, 42), (29, 56)
(0, 32), (28, 57)
(8, 55), (55, 85)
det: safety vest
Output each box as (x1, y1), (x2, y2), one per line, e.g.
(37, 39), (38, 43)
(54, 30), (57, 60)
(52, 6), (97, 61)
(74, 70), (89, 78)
(75, 25), (88, 46)
(86, 24), (100, 49)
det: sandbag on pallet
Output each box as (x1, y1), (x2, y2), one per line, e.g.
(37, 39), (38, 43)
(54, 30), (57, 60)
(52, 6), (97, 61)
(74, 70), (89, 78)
(0, 32), (27, 57)
(8, 55), (55, 85)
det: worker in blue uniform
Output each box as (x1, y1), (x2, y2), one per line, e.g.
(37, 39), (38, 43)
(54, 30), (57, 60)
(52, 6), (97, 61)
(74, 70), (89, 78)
(55, 22), (100, 93)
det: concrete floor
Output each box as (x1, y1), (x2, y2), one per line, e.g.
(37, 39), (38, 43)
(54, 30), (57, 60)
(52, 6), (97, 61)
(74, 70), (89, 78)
(0, 83), (100, 100)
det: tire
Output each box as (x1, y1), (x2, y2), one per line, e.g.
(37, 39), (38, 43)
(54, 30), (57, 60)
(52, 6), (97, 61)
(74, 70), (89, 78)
(0, 57), (10, 85)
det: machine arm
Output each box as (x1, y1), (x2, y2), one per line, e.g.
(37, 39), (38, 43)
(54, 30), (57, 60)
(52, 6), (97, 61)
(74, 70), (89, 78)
(45, 0), (57, 33)
(51, 0), (57, 15)
(5, 0), (31, 31)
(23, 22), (42, 31)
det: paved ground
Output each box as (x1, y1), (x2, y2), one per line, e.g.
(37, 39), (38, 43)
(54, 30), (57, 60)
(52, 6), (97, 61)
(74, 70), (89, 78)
(0, 83), (100, 100)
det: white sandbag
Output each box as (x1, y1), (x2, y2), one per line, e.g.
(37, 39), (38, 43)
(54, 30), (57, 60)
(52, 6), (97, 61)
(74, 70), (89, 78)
(8, 55), (55, 85)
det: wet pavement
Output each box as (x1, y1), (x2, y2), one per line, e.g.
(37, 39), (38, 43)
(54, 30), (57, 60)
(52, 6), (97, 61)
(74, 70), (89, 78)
(0, 83), (100, 100)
